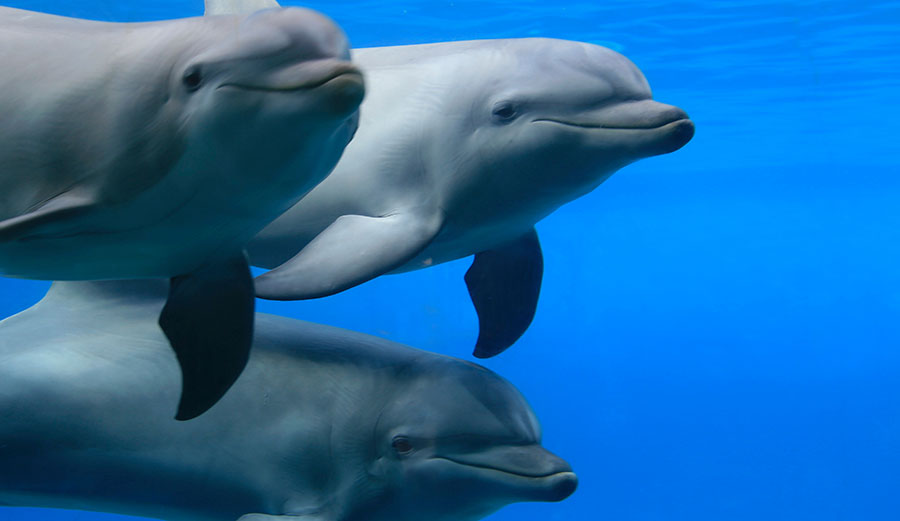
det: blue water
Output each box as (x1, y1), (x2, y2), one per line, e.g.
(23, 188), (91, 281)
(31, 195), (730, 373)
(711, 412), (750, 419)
(2, 0), (899, 520)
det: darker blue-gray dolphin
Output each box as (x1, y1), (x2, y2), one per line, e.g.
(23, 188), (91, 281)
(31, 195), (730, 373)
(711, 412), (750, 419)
(0, 280), (576, 521)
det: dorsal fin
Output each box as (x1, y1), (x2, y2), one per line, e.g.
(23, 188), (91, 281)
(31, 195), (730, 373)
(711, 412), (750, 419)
(204, 0), (282, 16)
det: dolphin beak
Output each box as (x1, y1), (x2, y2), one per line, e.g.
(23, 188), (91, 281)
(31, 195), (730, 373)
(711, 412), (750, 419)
(218, 59), (365, 117)
(222, 59), (362, 92)
(437, 444), (578, 502)
(587, 100), (695, 155)
(603, 100), (694, 155)
(534, 99), (695, 155)
(533, 99), (694, 159)
(592, 100), (690, 130)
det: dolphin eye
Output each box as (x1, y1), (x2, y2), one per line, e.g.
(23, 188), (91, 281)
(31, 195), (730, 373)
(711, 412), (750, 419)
(183, 66), (203, 92)
(391, 436), (413, 455)
(492, 102), (518, 122)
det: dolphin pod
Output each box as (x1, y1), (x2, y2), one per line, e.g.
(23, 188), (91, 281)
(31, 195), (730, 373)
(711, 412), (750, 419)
(0, 5), (364, 419)
(238, 0), (695, 359)
(0, 1), (698, 520)
(0, 280), (577, 521)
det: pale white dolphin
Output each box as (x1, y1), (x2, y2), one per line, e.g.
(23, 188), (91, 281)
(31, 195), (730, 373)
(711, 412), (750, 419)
(226, 1), (695, 359)
(0, 279), (577, 521)
(0, 6), (365, 419)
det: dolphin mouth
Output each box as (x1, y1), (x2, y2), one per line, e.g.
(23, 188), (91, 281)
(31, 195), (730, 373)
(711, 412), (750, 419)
(533, 102), (692, 131)
(218, 62), (363, 92)
(535, 109), (695, 155)
(433, 455), (578, 502)
(433, 456), (571, 479)
(533, 116), (692, 130)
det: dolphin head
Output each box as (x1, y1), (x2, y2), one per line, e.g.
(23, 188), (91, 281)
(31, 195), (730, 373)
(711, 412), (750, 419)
(362, 359), (577, 521)
(441, 38), (692, 220)
(172, 7), (364, 206)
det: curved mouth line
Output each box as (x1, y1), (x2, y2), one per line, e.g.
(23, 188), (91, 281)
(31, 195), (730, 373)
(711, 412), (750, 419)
(434, 456), (569, 479)
(533, 117), (689, 130)
(218, 70), (362, 93)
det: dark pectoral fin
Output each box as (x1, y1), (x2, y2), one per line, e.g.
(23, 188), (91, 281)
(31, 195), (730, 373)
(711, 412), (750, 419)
(159, 252), (255, 421)
(254, 212), (440, 300)
(465, 229), (543, 358)
(0, 191), (96, 241)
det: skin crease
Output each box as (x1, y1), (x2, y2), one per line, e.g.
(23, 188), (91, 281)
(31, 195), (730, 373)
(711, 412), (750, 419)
(0, 280), (577, 521)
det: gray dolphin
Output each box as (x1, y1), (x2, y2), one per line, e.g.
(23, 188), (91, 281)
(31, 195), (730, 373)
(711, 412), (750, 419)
(228, 1), (695, 359)
(0, 6), (365, 419)
(0, 279), (577, 521)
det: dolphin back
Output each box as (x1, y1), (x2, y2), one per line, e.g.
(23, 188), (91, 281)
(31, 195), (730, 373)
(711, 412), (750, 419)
(205, 0), (281, 15)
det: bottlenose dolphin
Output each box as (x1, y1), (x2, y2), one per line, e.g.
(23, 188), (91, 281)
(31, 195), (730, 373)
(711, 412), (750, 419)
(0, 280), (577, 521)
(0, 6), (364, 419)
(227, 0), (695, 359)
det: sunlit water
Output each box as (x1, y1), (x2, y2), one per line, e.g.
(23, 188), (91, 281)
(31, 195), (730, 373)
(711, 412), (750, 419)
(1, 1), (899, 520)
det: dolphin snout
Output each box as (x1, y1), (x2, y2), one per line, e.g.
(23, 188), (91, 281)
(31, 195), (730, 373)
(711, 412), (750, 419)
(498, 444), (573, 478)
(251, 60), (361, 91)
(594, 99), (690, 129)
(436, 443), (577, 501)
(543, 470), (578, 501)
(664, 117), (695, 153)
(246, 7), (352, 62)
(643, 102), (694, 154)
(501, 445), (577, 502)
(596, 100), (694, 154)
(219, 58), (364, 117)
(655, 104), (689, 124)
(232, 8), (363, 114)
(440, 443), (572, 477)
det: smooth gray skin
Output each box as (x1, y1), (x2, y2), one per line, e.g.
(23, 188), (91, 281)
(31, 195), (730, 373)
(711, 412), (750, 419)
(0, 280), (577, 521)
(241, 1), (694, 358)
(0, 6), (365, 419)
(0, 5), (361, 279)
(206, 0), (280, 15)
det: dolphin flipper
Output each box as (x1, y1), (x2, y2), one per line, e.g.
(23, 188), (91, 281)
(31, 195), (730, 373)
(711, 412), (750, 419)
(0, 191), (96, 242)
(465, 228), (543, 358)
(254, 212), (441, 300)
(159, 252), (254, 421)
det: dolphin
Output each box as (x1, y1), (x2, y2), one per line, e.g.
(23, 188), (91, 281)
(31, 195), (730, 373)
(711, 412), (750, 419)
(0, 6), (365, 419)
(0, 279), (577, 521)
(222, 1), (695, 359)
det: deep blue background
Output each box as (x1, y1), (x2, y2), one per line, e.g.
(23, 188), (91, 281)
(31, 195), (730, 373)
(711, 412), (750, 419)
(2, 1), (899, 520)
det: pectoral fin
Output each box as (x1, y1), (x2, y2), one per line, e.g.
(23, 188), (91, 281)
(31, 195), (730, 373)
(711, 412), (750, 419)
(159, 252), (255, 421)
(465, 229), (543, 358)
(0, 191), (96, 242)
(254, 212), (441, 300)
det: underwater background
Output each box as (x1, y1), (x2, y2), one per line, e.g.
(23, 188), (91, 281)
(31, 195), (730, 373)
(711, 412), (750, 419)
(1, 0), (899, 520)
